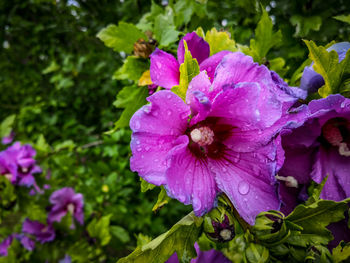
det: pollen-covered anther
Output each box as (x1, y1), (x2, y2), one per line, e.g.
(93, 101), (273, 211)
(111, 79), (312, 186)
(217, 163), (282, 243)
(67, 203), (75, 214)
(275, 175), (298, 188)
(219, 229), (232, 241)
(190, 126), (214, 146)
(338, 142), (350, 157)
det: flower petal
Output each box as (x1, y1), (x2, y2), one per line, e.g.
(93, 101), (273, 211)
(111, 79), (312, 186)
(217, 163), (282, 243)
(311, 147), (350, 201)
(165, 135), (217, 216)
(177, 32), (210, 65)
(199, 50), (231, 82)
(210, 143), (280, 225)
(150, 48), (180, 90)
(130, 91), (191, 185)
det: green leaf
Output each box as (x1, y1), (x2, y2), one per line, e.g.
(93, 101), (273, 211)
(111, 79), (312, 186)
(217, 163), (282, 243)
(333, 241), (350, 263)
(286, 199), (349, 245)
(245, 243), (269, 263)
(140, 178), (156, 193)
(153, 8), (180, 47)
(42, 60), (60, 74)
(172, 41), (200, 100)
(110, 225), (130, 243)
(152, 187), (171, 212)
(290, 15), (322, 37)
(97, 22), (147, 53)
(174, 0), (206, 27)
(305, 176), (328, 205)
(113, 85), (149, 130)
(204, 28), (236, 55)
(248, 8), (282, 63)
(113, 56), (150, 81)
(304, 40), (350, 97)
(334, 14), (350, 24)
(0, 115), (15, 138)
(87, 214), (112, 246)
(0, 176), (16, 210)
(35, 134), (51, 153)
(118, 212), (203, 263)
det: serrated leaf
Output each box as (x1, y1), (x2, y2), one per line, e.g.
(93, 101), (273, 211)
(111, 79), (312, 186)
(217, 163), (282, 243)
(304, 40), (350, 97)
(286, 199), (349, 245)
(97, 22), (147, 53)
(245, 243), (269, 263)
(87, 214), (112, 246)
(248, 8), (282, 63)
(153, 8), (180, 47)
(172, 41), (200, 100)
(113, 86), (149, 130)
(204, 28), (236, 55)
(334, 14), (350, 24)
(118, 212), (203, 263)
(140, 177), (156, 193)
(152, 187), (171, 212)
(290, 15), (322, 37)
(333, 241), (350, 263)
(113, 56), (150, 81)
(0, 115), (16, 138)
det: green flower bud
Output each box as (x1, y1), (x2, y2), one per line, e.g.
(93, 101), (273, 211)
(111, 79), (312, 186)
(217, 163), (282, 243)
(203, 205), (236, 243)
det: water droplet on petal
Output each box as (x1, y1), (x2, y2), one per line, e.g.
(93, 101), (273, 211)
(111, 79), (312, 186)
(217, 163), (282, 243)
(167, 94), (172, 99)
(341, 101), (346, 108)
(238, 181), (250, 195)
(167, 109), (172, 116)
(156, 62), (162, 69)
(145, 146), (150, 151)
(133, 120), (141, 130)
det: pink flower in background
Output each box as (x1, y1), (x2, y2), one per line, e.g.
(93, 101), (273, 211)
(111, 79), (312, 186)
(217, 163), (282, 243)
(48, 187), (84, 226)
(1, 131), (15, 145)
(0, 142), (41, 186)
(150, 32), (230, 89)
(22, 219), (55, 244)
(130, 52), (305, 224)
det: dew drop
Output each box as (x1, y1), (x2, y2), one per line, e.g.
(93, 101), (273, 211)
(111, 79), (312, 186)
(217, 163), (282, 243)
(238, 181), (250, 195)
(133, 120), (141, 130)
(143, 105), (151, 113)
(207, 66), (212, 72)
(145, 146), (150, 151)
(340, 101), (346, 108)
(156, 62), (162, 69)
(222, 167), (227, 172)
(167, 94), (172, 99)
(167, 109), (172, 116)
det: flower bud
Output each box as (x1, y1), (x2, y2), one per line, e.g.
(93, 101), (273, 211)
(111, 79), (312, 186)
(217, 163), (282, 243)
(252, 211), (288, 245)
(203, 206), (236, 242)
(133, 38), (157, 58)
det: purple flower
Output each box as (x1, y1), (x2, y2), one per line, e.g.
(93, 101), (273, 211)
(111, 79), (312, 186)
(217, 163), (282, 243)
(300, 42), (350, 93)
(150, 32), (231, 89)
(0, 235), (13, 257)
(59, 254), (72, 263)
(1, 131), (15, 145)
(0, 142), (41, 186)
(14, 234), (35, 251)
(22, 219), (55, 243)
(48, 187), (84, 225)
(166, 243), (231, 263)
(130, 52), (304, 224)
(278, 95), (350, 244)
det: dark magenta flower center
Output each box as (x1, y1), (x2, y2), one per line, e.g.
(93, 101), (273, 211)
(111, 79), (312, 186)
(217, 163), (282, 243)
(321, 117), (350, 156)
(187, 117), (233, 159)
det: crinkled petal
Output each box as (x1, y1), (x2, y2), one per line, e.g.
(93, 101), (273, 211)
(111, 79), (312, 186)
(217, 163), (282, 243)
(187, 91), (212, 126)
(177, 32), (210, 65)
(165, 135), (217, 216)
(186, 71), (212, 102)
(199, 50), (231, 83)
(210, 143), (280, 225)
(130, 91), (191, 185)
(150, 48), (180, 90)
(311, 147), (350, 201)
(209, 82), (262, 129)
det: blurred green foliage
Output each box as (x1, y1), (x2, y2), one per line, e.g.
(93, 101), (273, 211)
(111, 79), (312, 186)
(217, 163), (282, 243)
(0, 0), (349, 262)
